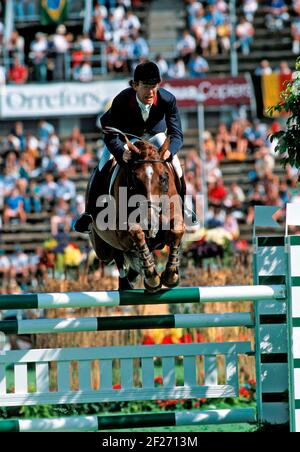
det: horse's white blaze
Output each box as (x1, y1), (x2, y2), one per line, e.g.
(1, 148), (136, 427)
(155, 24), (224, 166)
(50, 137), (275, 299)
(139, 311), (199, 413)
(145, 165), (154, 187)
(145, 165), (159, 238)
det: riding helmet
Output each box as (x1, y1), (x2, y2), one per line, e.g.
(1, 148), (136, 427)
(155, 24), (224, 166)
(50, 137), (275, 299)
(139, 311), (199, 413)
(133, 61), (162, 85)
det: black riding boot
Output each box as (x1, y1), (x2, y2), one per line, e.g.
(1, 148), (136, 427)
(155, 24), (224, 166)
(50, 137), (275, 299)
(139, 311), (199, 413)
(74, 166), (99, 234)
(180, 175), (200, 226)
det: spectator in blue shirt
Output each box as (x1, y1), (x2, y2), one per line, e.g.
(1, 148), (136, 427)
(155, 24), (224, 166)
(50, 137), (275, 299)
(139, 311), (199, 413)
(3, 187), (26, 225)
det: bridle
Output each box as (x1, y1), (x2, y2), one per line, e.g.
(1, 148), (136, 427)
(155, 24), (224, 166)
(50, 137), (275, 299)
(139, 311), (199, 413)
(102, 126), (171, 223)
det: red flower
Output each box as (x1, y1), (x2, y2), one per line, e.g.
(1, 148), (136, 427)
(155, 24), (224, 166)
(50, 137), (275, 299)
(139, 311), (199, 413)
(248, 379), (256, 386)
(239, 387), (251, 399)
(154, 376), (163, 385)
(161, 334), (174, 344)
(112, 384), (121, 390)
(180, 334), (193, 343)
(196, 333), (205, 343)
(142, 334), (155, 345)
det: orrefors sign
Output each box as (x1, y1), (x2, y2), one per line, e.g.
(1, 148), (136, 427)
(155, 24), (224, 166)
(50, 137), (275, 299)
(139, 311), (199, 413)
(0, 80), (128, 118)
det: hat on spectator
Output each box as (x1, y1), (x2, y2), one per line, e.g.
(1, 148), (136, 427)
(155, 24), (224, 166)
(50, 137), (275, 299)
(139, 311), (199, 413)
(133, 61), (161, 84)
(56, 24), (66, 34)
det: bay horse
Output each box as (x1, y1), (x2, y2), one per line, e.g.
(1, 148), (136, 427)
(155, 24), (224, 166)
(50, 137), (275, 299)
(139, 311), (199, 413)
(89, 135), (185, 292)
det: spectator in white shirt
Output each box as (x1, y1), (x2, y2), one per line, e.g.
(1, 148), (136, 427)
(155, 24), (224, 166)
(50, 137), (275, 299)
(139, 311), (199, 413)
(168, 57), (186, 79)
(176, 30), (196, 63)
(74, 61), (93, 82)
(154, 54), (169, 78)
(52, 24), (70, 80)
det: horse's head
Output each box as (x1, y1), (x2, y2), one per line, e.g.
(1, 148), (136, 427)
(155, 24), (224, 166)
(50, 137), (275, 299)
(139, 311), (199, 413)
(125, 138), (179, 238)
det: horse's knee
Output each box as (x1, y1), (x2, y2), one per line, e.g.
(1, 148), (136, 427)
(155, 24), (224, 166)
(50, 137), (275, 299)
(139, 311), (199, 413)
(128, 224), (145, 244)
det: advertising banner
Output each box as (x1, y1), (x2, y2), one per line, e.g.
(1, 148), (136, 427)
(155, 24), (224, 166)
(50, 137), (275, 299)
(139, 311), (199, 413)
(0, 80), (128, 119)
(0, 76), (254, 119)
(162, 76), (253, 107)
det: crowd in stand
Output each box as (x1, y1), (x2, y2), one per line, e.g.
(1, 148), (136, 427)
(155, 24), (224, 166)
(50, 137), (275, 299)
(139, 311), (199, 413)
(0, 118), (101, 291)
(186, 114), (298, 239)
(0, 0), (298, 82)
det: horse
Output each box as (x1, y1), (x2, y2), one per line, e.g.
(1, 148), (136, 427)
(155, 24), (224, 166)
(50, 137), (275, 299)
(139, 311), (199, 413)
(89, 136), (185, 292)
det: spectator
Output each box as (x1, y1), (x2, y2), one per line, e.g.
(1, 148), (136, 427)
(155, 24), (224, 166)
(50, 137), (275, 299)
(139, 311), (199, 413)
(80, 33), (94, 58)
(265, 0), (289, 31)
(154, 54), (169, 78)
(8, 57), (28, 84)
(187, 52), (209, 77)
(37, 119), (55, 146)
(52, 24), (70, 81)
(254, 146), (275, 179)
(176, 30), (196, 64)
(291, 16), (300, 55)
(56, 173), (76, 201)
(0, 250), (10, 284)
(167, 57), (186, 79)
(216, 123), (232, 158)
(0, 63), (6, 84)
(276, 60), (292, 75)
(131, 31), (149, 61)
(3, 187), (26, 225)
(235, 17), (255, 55)
(39, 173), (58, 209)
(29, 32), (48, 82)
(10, 246), (30, 283)
(50, 198), (73, 235)
(242, 0), (258, 22)
(208, 177), (228, 205)
(254, 59), (272, 76)
(54, 142), (73, 175)
(74, 61), (94, 82)
(7, 31), (25, 62)
(217, 18), (231, 53)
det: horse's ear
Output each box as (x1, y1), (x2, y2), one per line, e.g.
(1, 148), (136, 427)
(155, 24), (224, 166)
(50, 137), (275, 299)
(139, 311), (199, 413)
(124, 135), (140, 155)
(159, 137), (170, 158)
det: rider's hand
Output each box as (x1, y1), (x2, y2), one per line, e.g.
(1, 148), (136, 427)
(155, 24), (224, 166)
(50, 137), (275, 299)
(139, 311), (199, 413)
(163, 150), (171, 160)
(123, 149), (132, 163)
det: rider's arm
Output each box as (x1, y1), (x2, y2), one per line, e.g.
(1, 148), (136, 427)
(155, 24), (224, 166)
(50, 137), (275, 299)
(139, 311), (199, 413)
(165, 94), (183, 156)
(100, 96), (126, 163)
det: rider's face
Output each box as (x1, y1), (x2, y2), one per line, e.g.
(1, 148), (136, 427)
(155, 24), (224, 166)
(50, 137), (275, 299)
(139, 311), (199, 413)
(133, 82), (159, 105)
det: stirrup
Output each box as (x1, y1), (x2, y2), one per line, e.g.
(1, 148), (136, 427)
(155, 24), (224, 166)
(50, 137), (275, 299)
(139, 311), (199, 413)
(184, 207), (201, 227)
(74, 213), (93, 234)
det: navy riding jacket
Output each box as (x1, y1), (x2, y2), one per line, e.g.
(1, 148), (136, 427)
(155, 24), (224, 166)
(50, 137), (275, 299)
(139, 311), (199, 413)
(100, 87), (183, 163)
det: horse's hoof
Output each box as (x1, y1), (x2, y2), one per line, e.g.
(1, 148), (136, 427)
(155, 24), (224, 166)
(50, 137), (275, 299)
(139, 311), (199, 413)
(161, 271), (180, 288)
(144, 279), (162, 293)
(119, 277), (134, 291)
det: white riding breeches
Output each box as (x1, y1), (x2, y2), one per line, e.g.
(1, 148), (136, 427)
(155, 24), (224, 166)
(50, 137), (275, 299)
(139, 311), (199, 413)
(98, 133), (183, 190)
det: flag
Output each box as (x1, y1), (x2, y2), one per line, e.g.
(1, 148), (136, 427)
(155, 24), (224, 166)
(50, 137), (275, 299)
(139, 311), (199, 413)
(40, 0), (68, 25)
(261, 73), (292, 117)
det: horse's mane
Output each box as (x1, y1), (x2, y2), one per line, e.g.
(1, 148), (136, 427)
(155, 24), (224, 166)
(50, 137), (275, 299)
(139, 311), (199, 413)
(132, 141), (160, 160)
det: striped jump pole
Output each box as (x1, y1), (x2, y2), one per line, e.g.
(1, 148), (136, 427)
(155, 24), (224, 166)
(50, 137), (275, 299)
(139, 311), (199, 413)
(0, 285), (286, 310)
(0, 409), (257, 433)
(0, 312), (254, 335)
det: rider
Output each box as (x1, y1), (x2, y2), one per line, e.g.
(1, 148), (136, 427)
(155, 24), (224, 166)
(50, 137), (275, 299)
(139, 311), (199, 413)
(74, 61), (197, 234)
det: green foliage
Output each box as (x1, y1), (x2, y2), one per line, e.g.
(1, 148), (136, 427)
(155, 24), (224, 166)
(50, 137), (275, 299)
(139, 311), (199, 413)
(268, 57), (300, 174)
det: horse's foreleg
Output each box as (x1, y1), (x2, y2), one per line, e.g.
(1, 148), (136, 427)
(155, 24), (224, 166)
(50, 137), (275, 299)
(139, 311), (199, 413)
(161, 228), (185, 288)
(129, 225), (161, 293)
